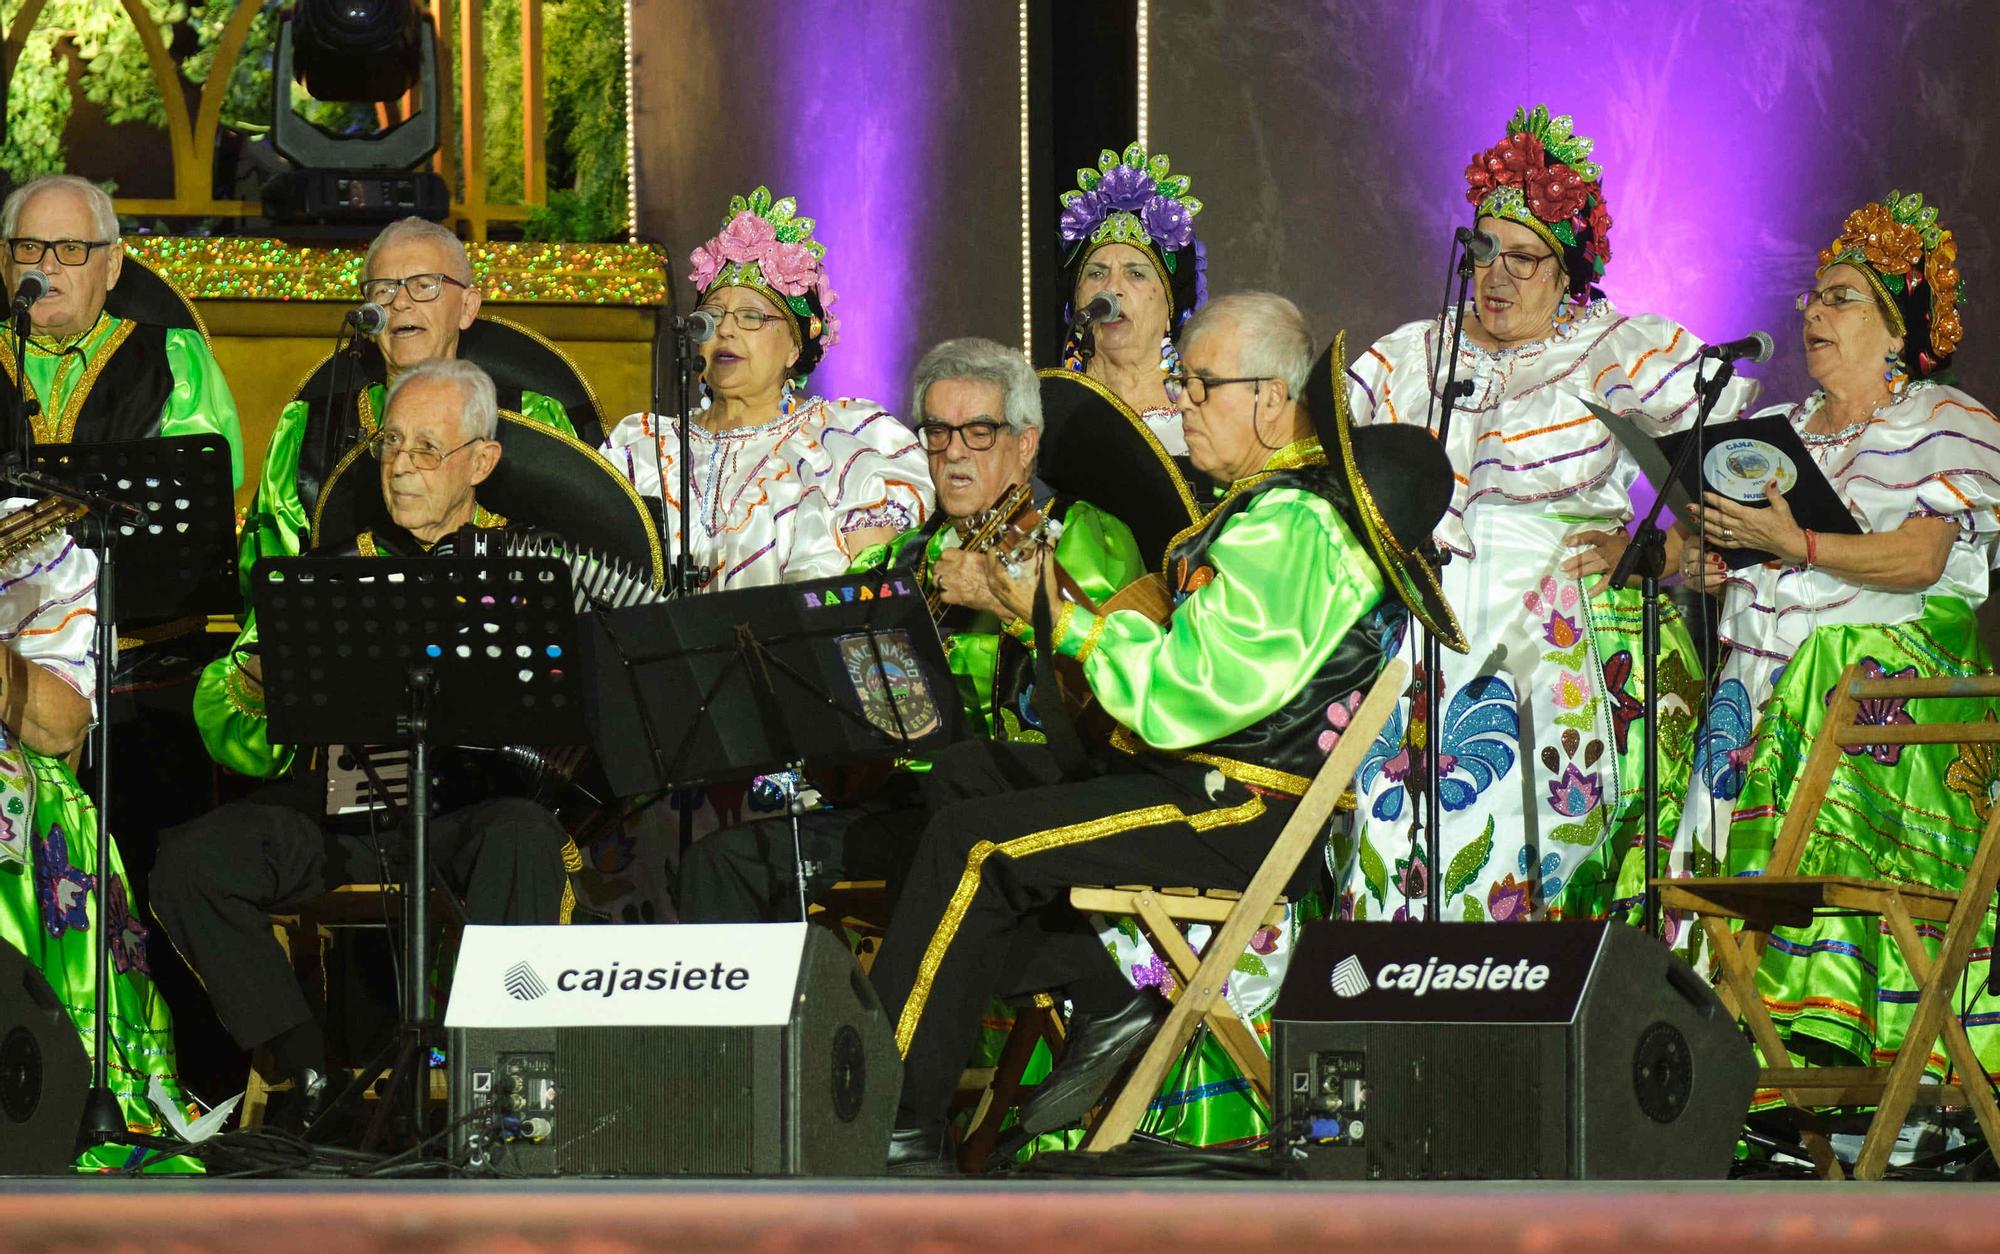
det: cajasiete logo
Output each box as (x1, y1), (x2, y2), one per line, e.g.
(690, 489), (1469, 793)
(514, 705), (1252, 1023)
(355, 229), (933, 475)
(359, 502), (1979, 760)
(503, 961), (549, 1002)
(1329, 953), (1552, 998)
(1329, 954), (1370, 998)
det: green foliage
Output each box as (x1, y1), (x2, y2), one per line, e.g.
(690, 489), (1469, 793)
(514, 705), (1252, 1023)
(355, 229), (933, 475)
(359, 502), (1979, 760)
(2, 0), (184, 180)
(525, 0), (627, 241)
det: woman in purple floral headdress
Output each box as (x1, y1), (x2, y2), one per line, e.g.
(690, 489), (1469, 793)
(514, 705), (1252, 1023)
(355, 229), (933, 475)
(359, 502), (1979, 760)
(1052, 142), (1207, 456)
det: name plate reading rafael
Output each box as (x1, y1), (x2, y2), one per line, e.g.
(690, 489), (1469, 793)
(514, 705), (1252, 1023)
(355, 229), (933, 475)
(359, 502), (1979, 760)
(444, 922), (809, 1028)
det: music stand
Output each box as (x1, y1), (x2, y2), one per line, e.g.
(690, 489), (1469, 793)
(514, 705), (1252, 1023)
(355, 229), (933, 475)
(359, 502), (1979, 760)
(33, 436), (238, 1157)
(253, 555), (585, 1145)
(579, 569), (965, 918)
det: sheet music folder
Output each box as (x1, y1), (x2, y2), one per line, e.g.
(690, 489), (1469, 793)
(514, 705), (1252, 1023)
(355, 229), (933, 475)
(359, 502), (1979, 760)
(1579, 397), (1862, 569)
(579, 568), (965, 795)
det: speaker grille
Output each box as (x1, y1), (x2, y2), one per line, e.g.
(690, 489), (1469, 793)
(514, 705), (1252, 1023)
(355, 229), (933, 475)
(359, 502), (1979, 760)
(1365, 1024), (1561, 1179)
(558, 1026), (762, 1175)
(0, 1026), (42, 1123)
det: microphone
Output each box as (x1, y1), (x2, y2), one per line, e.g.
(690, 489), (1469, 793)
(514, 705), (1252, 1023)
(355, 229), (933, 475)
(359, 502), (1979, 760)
(1698, 331), (1774, 364)
(1455, 227), (1499, 264)
(345, 301), (388, 338)
(10, 270), (47, 316)
(679, 309), (718, 344)
(1071, 291), (1121, 327)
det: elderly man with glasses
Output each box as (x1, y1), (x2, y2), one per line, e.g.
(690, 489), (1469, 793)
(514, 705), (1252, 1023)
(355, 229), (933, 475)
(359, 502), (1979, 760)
(676, 336), (1146, 925)
(151, 359), (570, 1136)
(239, 216), (585, 603)
(0, 174), (243, 476)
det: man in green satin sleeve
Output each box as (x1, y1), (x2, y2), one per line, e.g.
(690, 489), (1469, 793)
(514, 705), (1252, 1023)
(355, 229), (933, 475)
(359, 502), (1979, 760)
(239, 216), (581, 599)
(677, 336), (1147, 923)
(0, 175), (242, 477)
(868, 294), (1465, 1172)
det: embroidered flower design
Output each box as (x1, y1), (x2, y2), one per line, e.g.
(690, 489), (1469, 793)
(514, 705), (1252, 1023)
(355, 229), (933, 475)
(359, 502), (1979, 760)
(1555, 670), (1593, 711)
(34, 822), (94, 938)
(1543, 611), (1582, 649)
(1842, 657), (1920, 766)
(1131, 952), (1179, 998)
(1248, 926), (1281, 956)
(1601, 650), (1645, 754)
(1488, 873), (1534, 922)
(1318, 690), (1364, 754)
(1946, 717), (2000, 821)
(1394, 844), (1431, 903)
(1546, 763), (1602, 817)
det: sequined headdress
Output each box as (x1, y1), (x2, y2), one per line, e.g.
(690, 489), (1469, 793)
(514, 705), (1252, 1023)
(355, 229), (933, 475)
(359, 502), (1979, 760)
(1464, 105), (1612, 300)
(1818, 189), (1964, 379)
(688, 186), (839, 376)
(1059, 142), (1208, 328)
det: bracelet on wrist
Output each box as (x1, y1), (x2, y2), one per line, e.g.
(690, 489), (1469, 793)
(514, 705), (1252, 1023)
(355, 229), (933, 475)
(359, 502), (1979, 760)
(1803, 528), (1818, 567)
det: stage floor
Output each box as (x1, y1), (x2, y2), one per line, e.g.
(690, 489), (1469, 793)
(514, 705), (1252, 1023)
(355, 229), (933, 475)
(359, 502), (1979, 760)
(5, 1178), (2000, 1250)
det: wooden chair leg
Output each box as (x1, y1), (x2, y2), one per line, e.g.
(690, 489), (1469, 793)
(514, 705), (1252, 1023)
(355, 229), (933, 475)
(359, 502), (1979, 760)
(958, 1001), (1065, 1172)
(1709, 914), (1842, 1178)
(1880, 896), (2000, 1159)
(1765, 664), (1863, 874)
(1133, 891), (1272, 1102)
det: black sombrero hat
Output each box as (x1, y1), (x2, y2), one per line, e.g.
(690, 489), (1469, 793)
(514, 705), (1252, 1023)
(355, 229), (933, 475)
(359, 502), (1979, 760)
(1035, 367), (1212, 568)
(1302, 332), (1466, 653)
(313, 408), (664, 584)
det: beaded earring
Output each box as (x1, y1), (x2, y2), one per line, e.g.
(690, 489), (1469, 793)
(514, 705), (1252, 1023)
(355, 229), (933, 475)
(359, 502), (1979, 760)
(1061, 330), (1087, 373)
(780, 377), (800, 415)
(1157, 333), (1182, 376)
(1551, 298), (1578, 337)
(1883, 349), (1908, 389)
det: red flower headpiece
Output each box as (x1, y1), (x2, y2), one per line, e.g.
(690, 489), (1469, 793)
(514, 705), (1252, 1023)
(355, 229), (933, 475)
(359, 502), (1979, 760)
(1463, 105), (1611, 284)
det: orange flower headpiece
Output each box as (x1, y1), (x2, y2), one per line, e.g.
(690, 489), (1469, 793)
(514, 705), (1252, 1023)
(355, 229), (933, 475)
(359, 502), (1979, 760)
(1819, 189), (1964, 378)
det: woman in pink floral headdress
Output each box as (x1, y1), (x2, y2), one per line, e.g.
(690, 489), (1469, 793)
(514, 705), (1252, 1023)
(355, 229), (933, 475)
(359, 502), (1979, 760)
(602, 186), (932, 592)
(593, 188), (933, 922)
(1343, 106), (1756, 937)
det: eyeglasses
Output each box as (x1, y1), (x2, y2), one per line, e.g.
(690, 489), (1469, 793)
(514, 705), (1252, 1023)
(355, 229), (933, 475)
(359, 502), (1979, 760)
(1164, 373), (1271, 406)
(1794, 285), (1877, 313)
(367, 429), (487, 471)
(917, 420), (1007, 452)
(699, 306), (787, 332)
(8, 238), (113, 266)
(359, 272), (469, 305)
(1473, 249), (1557, 281)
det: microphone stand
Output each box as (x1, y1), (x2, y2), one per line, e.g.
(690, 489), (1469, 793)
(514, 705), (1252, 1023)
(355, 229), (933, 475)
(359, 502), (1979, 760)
(1608, 355), (1734, 938)
(6, 292), (38, 468)
(1414, 234), (1477, 923)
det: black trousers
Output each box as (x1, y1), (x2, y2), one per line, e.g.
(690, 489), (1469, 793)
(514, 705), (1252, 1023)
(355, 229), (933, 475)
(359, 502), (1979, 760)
(678, 792), (930, 924)
(150, 777), (568, 1052)
(868, 740), (1293, 1126)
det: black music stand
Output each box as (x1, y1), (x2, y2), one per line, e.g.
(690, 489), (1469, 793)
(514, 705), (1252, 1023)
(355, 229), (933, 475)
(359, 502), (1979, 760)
(253, 555), (585, 1146)
(36, 436), (238, 1158)
(579, 569), (965, 919)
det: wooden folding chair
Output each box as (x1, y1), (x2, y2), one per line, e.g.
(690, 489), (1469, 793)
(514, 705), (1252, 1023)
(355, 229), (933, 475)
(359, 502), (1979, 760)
(807, 879), (892, 973)
(1072, 657), (1408, 1151)
(1656, 664), (2000, 1180)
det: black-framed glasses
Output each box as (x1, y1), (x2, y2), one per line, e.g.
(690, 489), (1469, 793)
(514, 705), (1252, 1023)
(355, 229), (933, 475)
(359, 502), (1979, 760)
(917, 419), (1007, 452)
(367, 429), (487, 471)
(1794, 285), (1876, 313)
(1473, 249), (1557, 281)
(359, 272), (469, 305)
(697, 305), (787, 332)
(8, 237), (113, 266)
(1164, 373), (1271, 406)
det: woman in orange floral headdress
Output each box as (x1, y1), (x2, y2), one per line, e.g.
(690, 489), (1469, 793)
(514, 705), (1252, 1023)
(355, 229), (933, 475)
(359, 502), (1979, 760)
(1677, 190), (2000, 1117)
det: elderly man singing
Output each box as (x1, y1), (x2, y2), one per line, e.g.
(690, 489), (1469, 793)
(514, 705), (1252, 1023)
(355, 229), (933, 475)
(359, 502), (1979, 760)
(152, 359), (569, 1132)
(869, 293), (1461, 1172)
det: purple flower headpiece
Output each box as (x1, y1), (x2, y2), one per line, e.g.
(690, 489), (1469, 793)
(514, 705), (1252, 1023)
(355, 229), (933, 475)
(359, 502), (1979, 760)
(1059, 143), (1204, 267)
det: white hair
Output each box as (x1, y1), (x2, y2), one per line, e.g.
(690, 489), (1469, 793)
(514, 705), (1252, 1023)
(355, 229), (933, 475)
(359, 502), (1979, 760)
(364, 216), (474, 284)
(910, 336), (1043, 433)
(0, 175), (118, 241)
(1179, 292), (1315, 398)
(384, 357), (498, 441)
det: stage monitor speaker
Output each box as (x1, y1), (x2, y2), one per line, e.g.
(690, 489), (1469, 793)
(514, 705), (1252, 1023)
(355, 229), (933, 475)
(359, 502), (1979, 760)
(1272, 920), (1754, 1179)
(0, 938), (89, 1174)
(448, 925), (899, 1175)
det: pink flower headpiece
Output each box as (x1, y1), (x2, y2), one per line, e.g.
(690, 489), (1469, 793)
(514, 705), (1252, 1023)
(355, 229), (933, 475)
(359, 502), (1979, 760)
(687, 186), (839, 351)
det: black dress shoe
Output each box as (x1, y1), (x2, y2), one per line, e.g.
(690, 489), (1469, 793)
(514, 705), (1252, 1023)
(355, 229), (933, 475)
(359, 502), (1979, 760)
(884, 1123), (957, 1176)
(1013, 991), (1166, 1138)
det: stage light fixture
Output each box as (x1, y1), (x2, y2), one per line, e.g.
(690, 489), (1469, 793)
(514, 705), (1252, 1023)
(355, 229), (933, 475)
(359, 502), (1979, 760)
(264, 0), (447, 225)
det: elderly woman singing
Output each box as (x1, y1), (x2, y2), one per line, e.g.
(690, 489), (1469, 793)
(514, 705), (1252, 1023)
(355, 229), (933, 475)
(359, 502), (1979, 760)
(1679, 190), (2000, 1090)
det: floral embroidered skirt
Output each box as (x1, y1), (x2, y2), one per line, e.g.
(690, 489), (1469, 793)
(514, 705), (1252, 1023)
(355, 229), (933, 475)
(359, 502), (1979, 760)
(1696, 597), (2000, 1080)
(0, 748), (198, 1172)
(1344, 508), (1704, 924)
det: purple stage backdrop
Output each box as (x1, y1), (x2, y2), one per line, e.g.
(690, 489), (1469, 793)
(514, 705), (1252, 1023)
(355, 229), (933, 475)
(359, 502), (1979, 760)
(1153, 0), (1999, 408)
(628, 0), (1021, 416)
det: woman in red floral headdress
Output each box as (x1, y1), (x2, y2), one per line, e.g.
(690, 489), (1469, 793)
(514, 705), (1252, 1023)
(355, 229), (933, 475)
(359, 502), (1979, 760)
(1342, 105), (1755, 939)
